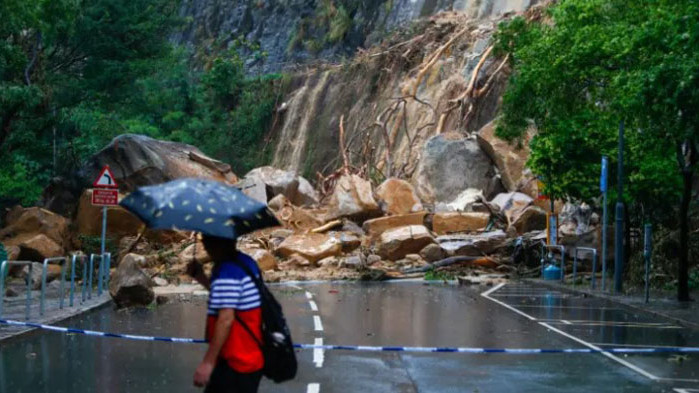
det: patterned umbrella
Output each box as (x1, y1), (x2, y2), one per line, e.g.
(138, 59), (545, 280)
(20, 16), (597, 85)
(119, 178), (280, 239)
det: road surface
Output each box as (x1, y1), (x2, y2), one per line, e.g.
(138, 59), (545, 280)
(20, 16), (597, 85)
(1, 281), (697, 392)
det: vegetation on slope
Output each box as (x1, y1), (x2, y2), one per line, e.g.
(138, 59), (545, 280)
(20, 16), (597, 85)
(0, 0), (283, 208)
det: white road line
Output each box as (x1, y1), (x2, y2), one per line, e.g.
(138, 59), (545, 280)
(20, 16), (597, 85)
(482, 283), (660, 381)
(673, 388), (699, 393)
(480, 283), (536, 321)
(549, 321), (681, 329)
(288, 284), (304, 290)
(514, 305), (621, 310)
(594, 343), (699, 349)
(561, 319), (572, 325)
(306, 291), (313, 300)
(313, 338), (325, 368)
(538, 321), (660, 381)
(309, 300), (318, 311)
(314, 315), (324, 332)
(307, 383), (320, 393)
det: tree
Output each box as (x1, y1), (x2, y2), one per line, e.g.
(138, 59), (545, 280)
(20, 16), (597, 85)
(496, 0), (698, 300)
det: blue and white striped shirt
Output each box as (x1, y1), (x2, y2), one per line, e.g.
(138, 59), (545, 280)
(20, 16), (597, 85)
(207, 253), (261, 315)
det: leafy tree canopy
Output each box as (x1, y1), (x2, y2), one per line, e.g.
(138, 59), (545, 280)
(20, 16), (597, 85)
(495, 0), (698, 217)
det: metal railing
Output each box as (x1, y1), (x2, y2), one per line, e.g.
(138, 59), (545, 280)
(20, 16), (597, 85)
(0, 252), (111, 321)
(541, 244), (566, 281)
(572, 247), (598, 289)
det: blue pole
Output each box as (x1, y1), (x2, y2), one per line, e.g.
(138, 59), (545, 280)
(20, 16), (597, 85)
(601, 156), (609, 291)
(100, 206), (107, 255)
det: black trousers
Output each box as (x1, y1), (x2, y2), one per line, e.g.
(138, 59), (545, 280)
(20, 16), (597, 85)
(204, 361), (263, 393)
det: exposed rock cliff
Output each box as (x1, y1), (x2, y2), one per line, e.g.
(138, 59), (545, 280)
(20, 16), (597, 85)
(174, 0), (536, 74)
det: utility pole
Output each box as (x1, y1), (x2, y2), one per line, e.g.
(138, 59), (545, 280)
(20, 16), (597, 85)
(614, 121), (625, 294)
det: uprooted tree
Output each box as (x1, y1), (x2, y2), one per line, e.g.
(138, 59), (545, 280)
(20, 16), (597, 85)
(495, 0), (698, 300)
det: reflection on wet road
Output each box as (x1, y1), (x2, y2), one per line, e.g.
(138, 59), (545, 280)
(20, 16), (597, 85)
(0, 281), (697, 392)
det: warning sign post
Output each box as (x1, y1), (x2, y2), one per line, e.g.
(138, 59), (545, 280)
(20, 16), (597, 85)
(92, 189), (119, 206)
(92, 165), (119, 255)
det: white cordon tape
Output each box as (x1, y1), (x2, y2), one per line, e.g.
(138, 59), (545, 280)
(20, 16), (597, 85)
(2, 319), (699, 354)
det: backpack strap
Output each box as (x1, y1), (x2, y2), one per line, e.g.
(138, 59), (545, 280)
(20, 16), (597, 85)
(231, 257), (265, 349)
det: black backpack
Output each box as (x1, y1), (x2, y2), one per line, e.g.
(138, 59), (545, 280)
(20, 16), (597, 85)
(234, 260), (298, 383)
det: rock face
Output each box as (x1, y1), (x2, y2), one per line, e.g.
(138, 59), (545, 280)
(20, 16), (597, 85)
(0, 207), (70, 253)
(414, 133), (495, 204)
(109, 253), (155, 308)
(324, 175), (381, 221)
(76, 189), (143, 238)
(362, 213), (427, 240)
(81, 134), (238, 193)
(477, 121), (534, 192)
(437, 230), (507, 256)
(375, 178), (424, 215)
(432, 212), (490, 235)
(243, 166), (319, 207)
(376, 225), (434, 261)
(276, 234), (342, 264)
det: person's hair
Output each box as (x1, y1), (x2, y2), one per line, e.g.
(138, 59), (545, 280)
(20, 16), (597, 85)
(201, 235), (237, 261)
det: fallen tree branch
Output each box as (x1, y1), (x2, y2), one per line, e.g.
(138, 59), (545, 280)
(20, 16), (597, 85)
(339, 114), (350, 175)
(451, 45), (494, 104)
(475, 53), (510, 97)
(310, 220), (342, 233)
(412, 26), (470, 97)
(402, 256), (487, 274)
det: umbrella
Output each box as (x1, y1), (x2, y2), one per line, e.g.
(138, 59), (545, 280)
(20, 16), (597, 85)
(119, 178), (280, 239)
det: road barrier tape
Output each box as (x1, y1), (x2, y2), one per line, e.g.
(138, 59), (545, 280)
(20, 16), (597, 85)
(2, 319), (699, 354)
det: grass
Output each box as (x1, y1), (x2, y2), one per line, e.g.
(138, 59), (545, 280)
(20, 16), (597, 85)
(424, 268), (456, 281)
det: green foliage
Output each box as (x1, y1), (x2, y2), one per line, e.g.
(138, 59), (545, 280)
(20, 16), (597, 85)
(495, 0), (699, 218)
(327, 5), (352, 43)
(0, 0), (284, 209)
(424, 268), (456, 282)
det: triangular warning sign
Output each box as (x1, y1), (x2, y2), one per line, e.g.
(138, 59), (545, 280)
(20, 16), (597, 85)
(93, 166), (119, 188)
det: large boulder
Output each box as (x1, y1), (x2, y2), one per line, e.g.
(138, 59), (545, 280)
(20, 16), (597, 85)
(275, 234), (342, 264)
(76, 189), (143, 238)
(81, 134), (238, 193)
(243, 167), (319, 207)
(18, 234), (64, 262)
(432, 212), (490, 235)
(324, 175), (381, 221)
(436, 188), (484, 212)
(413, 133), (495, 203)
(375, 178), (424, 216)
(243, 248), (278, 272)
(0, 207), (70, 250)
(178, 242), (212, 264)
(511, 206), (547, 234)
(376, 225), (435, 261)
(437, 230), (507, 256)
(477, 121), (534, 192)
(490, 192), (534, 226)
(109, 253), (154, 308)
(362, 213), (427, 241)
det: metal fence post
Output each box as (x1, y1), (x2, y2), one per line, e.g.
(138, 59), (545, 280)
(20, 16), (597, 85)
(40, 260), (48, 316)
(0, 261), (6, 318)
(88, 254), (95, 300)
(97, 255), (104, 296)
(644, 224), (652, 303)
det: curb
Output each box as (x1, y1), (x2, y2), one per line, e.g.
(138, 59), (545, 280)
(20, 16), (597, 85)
(0, 296), (112, 343)
(523, 278), (699, 330)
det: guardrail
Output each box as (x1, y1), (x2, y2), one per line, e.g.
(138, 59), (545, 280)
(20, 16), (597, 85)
(0, 253), (111, 321)
(572, 247), (598, 289)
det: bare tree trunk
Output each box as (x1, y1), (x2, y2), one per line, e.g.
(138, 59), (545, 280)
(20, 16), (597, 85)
(677, 139), (696, 302)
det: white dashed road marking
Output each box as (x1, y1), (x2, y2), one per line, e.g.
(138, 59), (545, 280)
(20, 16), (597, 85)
(313, 338), (325, 368)
(314, 315), (324, 332)
(307, 383), (320, 393)
(309, 300), (318, 312)
(306, 291), (313, 300)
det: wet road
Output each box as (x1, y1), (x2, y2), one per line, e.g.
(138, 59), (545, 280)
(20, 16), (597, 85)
(1, 281), (697, 393)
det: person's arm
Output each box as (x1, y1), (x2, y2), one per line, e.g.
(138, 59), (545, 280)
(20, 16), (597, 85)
(193, 308), (235, 387)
